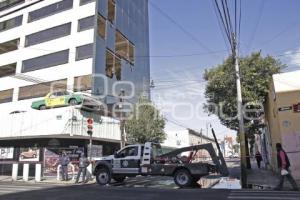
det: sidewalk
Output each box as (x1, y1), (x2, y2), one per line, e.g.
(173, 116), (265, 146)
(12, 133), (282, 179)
(0, 175), (95, 185)
(247, 160), (300, 189)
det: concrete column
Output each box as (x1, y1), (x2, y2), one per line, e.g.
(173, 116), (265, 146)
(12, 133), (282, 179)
(57, 165), (61, 181)
(87, 163), (94, 179)
(23, 163), (29, 182)
(12, 163), (19, 181)
(35, 164), (42, 182)
(87, 164), (92, 174)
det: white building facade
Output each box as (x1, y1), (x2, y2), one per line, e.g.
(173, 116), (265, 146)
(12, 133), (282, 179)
(0, 0), (150, 177)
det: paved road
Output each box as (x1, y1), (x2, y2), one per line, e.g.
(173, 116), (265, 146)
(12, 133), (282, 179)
(227, 190), (300, 200)
(0, 183), (299, 200)
(0, 182), (59, 197)
(226, 158), (241, 179)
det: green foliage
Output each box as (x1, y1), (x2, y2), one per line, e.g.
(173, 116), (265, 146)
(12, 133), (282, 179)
(204, 52), (284, 131)
(125, 97), (166, 144)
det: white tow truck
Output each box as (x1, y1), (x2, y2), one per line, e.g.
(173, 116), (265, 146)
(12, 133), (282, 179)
(93, 131), (228, 188)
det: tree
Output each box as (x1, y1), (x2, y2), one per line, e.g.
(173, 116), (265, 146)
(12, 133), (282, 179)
(125, 97), (166, 144)
(204, 52), (284, 139)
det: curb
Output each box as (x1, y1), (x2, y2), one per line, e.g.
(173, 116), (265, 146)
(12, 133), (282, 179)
(208, 178), (221, 188)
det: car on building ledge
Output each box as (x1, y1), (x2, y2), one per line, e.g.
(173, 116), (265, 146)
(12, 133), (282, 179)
(31, 91), (84, 110)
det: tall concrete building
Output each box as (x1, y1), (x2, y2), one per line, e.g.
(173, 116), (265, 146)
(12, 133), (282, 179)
(0, 0), (150, 176)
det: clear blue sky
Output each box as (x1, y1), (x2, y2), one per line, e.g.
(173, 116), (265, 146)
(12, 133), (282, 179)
(148, 0), (300, 138)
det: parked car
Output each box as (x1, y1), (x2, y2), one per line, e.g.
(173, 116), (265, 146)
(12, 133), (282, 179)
(31, 91), (84, 110)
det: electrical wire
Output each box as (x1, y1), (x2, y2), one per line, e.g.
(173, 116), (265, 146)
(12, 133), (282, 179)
(213, 0), (232, 50)
(149, 0), (220, 58)
(247, 0), (265, 54)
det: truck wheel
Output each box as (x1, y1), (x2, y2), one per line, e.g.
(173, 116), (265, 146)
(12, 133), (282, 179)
(113, 176), (126, 183)
(174, 169), (193, 188)
(96, 168), (111, 185)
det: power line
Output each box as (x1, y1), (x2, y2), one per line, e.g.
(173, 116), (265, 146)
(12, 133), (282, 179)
(256, 18), (300, 49)
(149, 0), (220, 58)
(147, 50), (227, 58)
(213, 0), (233, 51)
(238, 0), (242, 53)
(212, 0), (231, 53)
(151, 64), (208, 78)
(18, 44), (226, 59)
(152, 81), (205, 91)
(224, 0), (234, 42)
(246, 0), (265, 53)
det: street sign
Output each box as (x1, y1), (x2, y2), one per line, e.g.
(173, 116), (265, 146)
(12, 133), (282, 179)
(278, 106), (292, 112)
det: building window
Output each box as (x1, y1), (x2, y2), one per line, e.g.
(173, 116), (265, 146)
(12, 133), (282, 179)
(115, 31), (135, 64)
(74, 75), (92, 92)
(28, 0), (73, 23)
(97, 14), (106, 39)
(115, 55), (121, 81)
(106, 50), (114, 79)
(129, 42), (135, 64)
(107, 0), (115, 23)
(115, 31), (128, 59)
(0, 63), (16, 78)
(0, 0), (25, 12)
(105, 50), (121, 81)
(0, 15), (22, 32)
(22, 49), (69, 73)
(78, 16), (94, 32)
(25, 23), (71, 47)
(0, 89), (13, 104)
(80, 0), (95, 6)
(76, 43), (93, 61)
(18, 79), (67, 100)
(0, 38), (19, 55)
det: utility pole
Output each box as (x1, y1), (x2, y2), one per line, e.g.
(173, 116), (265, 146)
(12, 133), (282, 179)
(233, 35), (247, 188)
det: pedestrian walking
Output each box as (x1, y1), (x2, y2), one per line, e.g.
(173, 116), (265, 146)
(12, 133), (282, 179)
(75, 152), (89, 184)
(59, 151), (70, 181)
(255, 150), (263, 169)
(274, 143), (299, 191)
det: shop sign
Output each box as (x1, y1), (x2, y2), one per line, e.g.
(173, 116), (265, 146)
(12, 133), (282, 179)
(0, 147), (14, 159)
(43, 147), (84, 177)
(19, 147), (40, 162)
(87, 145), (103, 158)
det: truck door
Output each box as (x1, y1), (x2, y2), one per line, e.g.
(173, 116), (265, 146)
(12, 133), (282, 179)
(113, 146), (141, 174)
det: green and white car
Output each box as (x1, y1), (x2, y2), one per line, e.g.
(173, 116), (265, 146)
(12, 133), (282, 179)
(31, 91), (84, 110)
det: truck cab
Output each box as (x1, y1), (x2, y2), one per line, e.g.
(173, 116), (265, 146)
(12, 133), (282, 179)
(94, 143), (159, 184)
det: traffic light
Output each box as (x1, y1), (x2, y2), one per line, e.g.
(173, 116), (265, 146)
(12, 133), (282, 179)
(87, 118), (93, 136)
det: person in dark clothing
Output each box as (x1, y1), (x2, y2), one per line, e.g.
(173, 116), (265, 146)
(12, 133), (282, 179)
(255, 150), (263, 169)
(75, 153), (89, 184)
(274, 143), (299, 191)
(59, 151), (70, 181)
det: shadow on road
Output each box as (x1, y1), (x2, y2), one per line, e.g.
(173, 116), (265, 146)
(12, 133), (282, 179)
(0, 184), (231, 200)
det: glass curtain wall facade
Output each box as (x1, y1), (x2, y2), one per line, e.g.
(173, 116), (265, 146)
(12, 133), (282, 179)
(93, 0), (150, 102)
